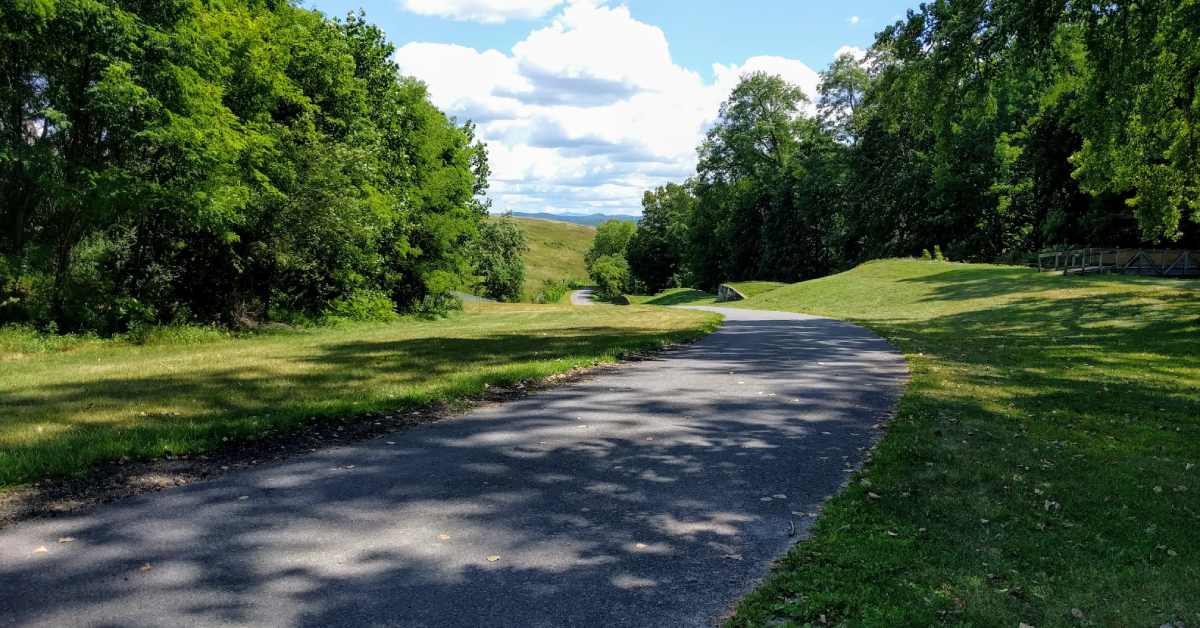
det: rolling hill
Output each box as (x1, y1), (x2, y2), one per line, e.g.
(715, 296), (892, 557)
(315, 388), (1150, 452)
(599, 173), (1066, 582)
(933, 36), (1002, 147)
(503, 217), (595, 301)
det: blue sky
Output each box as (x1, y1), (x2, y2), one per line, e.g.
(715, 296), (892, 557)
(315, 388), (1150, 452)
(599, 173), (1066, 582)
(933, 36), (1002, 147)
(303, 0), (914, 215)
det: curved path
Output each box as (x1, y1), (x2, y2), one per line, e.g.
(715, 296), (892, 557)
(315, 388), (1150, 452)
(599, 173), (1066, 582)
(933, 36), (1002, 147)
(0, 307), (907, 628)
(569, 288), (595, 305)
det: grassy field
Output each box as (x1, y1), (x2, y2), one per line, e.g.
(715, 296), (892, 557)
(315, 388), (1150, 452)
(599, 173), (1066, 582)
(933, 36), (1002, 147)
(0, 303), (719, 490)
(505, 217), (594, 301)
(723, 260), (1199, 627)
(725, 281), (787, 298)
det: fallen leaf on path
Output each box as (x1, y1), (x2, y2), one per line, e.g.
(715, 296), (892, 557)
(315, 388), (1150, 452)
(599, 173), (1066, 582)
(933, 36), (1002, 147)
(32, 546), (48, 555)
(140, 563), (153, 572)
(634, 543), (647, 549)
(57, 537), (75, 544)
(486, 555), (501, 562)
(437, 534), (451, 541)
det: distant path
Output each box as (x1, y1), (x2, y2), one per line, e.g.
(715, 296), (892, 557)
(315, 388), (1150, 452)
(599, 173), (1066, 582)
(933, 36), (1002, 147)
(0, 307), (907, 628)
(570, 288), (595, 305)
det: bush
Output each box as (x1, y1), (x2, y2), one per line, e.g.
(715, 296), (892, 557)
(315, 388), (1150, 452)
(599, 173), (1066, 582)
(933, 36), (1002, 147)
(323, 289), (399, 323)
(920, 249), (933, 260)
(589, 255), (631, 300)
(533, 279), (570, 304)
(933, 245), (946, 261)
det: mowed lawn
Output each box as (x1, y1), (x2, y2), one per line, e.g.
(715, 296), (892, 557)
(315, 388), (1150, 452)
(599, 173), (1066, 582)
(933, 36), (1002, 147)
(726, 260), (1200, 627)
(628, 281), (787, 306)
(506, 217), (595, 300)
(0, 303), (719, 490)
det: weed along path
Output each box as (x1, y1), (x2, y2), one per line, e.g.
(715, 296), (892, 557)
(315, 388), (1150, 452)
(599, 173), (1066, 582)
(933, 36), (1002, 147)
(0, 307), (906, 627)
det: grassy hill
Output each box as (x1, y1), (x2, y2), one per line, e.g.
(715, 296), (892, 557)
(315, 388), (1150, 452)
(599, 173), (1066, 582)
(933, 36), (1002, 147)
(503, 217), (594, 301)
(727, 260), (1199, 627)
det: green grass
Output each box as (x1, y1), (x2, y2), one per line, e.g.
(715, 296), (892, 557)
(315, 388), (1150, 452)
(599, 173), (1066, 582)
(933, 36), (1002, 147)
(505, 217), (595, 301)
(627, 288), (719, 306)
(724, 281), (787, 298)
(0, 303), (719, 490)
(728, 259), (1200, 627)
(628, 281), (787, 306)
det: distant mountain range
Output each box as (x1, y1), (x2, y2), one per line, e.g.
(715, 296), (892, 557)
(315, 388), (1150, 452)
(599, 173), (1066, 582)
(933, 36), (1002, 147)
(507, 211), (638, 227)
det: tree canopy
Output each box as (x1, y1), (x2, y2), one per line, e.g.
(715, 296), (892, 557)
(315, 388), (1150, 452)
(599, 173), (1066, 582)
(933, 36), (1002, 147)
(626, 0), (1199, 292)
(0, 1), (491, 332)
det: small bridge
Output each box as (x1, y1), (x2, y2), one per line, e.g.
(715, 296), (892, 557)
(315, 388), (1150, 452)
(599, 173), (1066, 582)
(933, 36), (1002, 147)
(1037, 248), (1200, 277)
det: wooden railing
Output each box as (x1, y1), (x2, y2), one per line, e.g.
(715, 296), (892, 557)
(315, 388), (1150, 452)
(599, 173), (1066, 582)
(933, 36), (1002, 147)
(1037, 248), (1199, 277)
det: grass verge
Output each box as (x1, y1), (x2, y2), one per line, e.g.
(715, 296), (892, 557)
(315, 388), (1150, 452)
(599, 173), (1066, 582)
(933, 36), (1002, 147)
(0, 302), (719, 490)
(727, 259), (1199, 627)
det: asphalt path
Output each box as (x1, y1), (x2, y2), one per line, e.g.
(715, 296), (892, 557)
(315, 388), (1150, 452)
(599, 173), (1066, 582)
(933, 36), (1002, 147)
(569, 288), (595, 305)
(0, 306), (907, 628)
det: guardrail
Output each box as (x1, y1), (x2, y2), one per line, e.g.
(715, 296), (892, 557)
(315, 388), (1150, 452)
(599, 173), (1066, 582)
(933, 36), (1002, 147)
(1037, 248), (1199, 277)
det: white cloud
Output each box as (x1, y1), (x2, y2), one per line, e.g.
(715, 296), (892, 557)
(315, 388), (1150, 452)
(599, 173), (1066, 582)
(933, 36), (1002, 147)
(399, 0), (564, 24)
(834, 45), (868, 61)
(848, 15), (861, 25)
(393, 1), (826, 215)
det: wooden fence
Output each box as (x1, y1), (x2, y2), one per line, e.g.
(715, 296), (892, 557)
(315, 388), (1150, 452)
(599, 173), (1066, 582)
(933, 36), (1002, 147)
(1037, 248), (1200, 277)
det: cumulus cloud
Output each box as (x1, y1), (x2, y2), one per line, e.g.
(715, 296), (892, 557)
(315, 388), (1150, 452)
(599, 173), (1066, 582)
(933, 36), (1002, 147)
(847, 15), (861, 26)
(835, 45), (866, 60)
(399, 0), (564, 24)
(393, 0), (825, 215)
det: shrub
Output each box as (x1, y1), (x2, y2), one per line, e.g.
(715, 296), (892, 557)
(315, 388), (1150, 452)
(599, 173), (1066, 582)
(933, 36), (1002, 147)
(534, 279), (571, 304)
(920, 249), (932, 260)
(323, 289), (399, 323)
(933, 245), (946, 261)
(589, 255), (631, 300)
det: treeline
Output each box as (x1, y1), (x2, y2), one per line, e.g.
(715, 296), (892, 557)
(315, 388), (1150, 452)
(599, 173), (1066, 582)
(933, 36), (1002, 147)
(628, 0), (1199, 292)
(0, 0), (519, 333)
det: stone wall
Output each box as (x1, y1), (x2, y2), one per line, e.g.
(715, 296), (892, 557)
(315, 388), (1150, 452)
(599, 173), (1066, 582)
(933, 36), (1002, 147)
(717, 284), (746, 302)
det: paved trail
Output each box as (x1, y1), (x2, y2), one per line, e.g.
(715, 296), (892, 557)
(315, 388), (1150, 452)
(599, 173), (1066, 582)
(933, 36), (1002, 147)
(569, 288), (594, 305)
(0, 307), (907, 628)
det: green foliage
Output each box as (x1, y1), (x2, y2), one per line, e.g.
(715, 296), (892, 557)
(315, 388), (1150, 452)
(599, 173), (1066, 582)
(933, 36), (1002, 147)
(627, 4), (1197, 290)
(323, 289), (399, 323)
(627, 183), (695, 293)
(0, 4), (488, 334)
(533, 279), (573, 304)
(471, 216), (528, 302)
(920, 249), (932, 260)
(588, 254), (631, 300)
(585, 220), (636, 268)
(932, 245), (945, 261)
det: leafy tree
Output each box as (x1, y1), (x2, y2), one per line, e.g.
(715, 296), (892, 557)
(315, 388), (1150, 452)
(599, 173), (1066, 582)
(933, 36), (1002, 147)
(472, 216), (527, 302)
(588, 254), (630, 300)
(627, 182), (695, 292)
(0, 2), (490, 332)
(585, 219), (636, 267)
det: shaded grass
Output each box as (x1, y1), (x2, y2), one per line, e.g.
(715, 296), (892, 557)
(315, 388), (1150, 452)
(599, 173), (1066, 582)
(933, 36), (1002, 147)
(725, 281), (787, 298)
(628, 288), (719, 306)
(729, 259), (1200, 627)
(0, 303), (720, 490)
(504, 217), (594, 301)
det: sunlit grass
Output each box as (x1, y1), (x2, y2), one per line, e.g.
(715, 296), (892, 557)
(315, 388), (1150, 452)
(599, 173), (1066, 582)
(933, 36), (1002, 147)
(0, 303), (720, 490)
(729, 259), (1200, 627)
